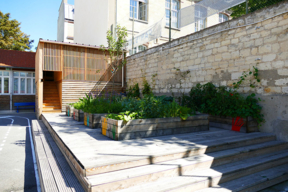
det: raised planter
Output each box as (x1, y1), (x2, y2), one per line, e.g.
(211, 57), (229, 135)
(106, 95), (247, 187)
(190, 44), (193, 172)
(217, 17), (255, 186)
(101, 114), (209, 140)
(66, 105), (74, 117)
(209, 115), (258, 133)
(73, 108), (84, 122)
(84, 112), (108, 129)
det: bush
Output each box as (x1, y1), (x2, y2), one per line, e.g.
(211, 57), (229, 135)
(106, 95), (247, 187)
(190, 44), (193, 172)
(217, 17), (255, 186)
(142, 80), (152, 96)
(188, 83), (264, 125)
(127, 83), (140, 98)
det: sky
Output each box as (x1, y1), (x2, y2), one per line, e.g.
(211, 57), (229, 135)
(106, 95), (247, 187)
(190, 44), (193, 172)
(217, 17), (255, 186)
(0, 0), (74, 52)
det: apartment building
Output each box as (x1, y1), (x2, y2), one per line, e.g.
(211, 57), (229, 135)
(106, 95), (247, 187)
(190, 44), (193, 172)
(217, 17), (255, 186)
(57, 0), (229, 54)
(57, 0), (74, 43)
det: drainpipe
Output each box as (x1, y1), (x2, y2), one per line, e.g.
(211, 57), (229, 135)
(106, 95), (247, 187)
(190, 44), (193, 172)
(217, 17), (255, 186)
(115, 0), (118, 39)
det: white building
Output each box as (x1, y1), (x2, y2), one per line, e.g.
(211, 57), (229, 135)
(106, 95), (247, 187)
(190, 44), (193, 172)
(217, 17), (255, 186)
(57, 0), (230, 54)
(57, 0), (75, 43)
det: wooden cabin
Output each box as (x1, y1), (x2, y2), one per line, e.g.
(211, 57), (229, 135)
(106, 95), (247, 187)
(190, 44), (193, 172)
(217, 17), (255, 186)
(35, 40), (125, 118)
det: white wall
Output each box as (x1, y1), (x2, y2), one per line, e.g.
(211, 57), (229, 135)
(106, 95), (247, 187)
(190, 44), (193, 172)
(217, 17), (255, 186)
(57, 1), (65, 42)
(74, 0), (111, 46)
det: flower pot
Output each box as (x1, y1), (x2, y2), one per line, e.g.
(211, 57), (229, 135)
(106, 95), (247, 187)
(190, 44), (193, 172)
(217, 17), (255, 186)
(73, 108), (84, 122)
(66, 105), (74, 117)
(101, 114), (209, 140)
(209, 115), (258, 133)
(84, 112), (108, 129)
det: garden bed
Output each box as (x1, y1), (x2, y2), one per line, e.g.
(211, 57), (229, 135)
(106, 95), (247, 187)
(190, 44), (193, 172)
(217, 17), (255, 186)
(66, 105), (74, 117)
(101, 114), (209, 140)
(84, 112), (108, 129)
(209, 115), (258, 133)
(73, 109), (84, 122)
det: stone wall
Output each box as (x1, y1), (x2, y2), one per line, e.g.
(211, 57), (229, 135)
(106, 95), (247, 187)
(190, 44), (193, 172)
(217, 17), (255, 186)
(126, 1), (288, 141)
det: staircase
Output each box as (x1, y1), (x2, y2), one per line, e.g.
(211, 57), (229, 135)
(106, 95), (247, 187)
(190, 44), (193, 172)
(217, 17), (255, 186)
(43, 82), (61, 113)
(82, 132), (288, 192)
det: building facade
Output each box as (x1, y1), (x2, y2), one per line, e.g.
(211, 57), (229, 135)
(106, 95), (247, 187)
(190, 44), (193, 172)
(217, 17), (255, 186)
(0, 49), (36, 111)
(57, 0), (230, 54)
(57, 0), (74, 43)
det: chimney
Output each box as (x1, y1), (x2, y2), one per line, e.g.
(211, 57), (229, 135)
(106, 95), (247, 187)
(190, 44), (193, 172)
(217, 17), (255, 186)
(63, 0), (67, 3)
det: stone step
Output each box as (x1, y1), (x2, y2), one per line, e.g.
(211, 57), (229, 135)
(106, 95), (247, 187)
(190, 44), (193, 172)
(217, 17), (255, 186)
(79, 132), (276, 176)
(43, 109), (62, 113)
(112, 150), (288, 192)
(195, 163), (288, 192)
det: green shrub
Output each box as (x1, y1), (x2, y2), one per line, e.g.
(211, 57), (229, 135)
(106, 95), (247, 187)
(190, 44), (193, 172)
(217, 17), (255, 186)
(188, 82), (264, 125)
(142, 80), (152, 96)
(127, 83), (140, 98)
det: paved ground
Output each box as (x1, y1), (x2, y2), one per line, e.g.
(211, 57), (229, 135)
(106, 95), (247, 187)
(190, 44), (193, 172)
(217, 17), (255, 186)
(0, 113), (38, 192)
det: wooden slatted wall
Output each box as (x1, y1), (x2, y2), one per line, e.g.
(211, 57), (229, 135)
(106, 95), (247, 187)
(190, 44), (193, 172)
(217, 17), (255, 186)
(43, 43), (62, 71)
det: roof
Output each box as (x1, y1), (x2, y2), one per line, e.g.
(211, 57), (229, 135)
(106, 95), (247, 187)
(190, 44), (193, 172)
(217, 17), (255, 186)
(39, 39), (107, 50)
(0, 49), (35, 69)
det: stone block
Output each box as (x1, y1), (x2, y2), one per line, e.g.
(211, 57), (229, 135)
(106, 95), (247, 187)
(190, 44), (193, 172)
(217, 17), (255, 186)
(231, 72), (242, 80)
(257, 63), (272, 70)
(278, 69), (288, 76)
(272, 61), (284, 68)
(275, 78), (288, 86)
(222, 53), (231, 60)
(251, 48), (258, 55)
(280, 41), (288, 51)
(255, 38), (264, 46)
(244, 40), (255, 48)
(240, 48), (250, 57)
(218, 46), (228, 53)
(259, 44), (272, 53)
(282, 87), (288, 93)
(263, 54), (277, 62)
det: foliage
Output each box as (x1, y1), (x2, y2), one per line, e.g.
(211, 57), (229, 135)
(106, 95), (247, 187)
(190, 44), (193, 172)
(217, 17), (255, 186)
(100, 25), (128, 101)
(188, 82), (264, 125)
(74, 94), (123, 114)
(0, 11), (34, 51)
(229, 0), (284, 18)
(108, 95), (194, 121)
(142, 79), (152, 96)
(233, 66), (261, 89)
(107, 111), (138, 122)
(127, 83), (140, 98)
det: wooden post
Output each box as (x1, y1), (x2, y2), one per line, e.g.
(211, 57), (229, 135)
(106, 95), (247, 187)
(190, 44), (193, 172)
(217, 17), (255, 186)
(85, 48), (87, 81)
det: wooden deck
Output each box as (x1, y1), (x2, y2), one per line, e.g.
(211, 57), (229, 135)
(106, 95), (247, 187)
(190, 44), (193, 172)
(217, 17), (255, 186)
(40, 113), (287, 192)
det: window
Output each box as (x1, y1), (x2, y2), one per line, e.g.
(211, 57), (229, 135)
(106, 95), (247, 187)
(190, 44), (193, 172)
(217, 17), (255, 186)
(0, 71), (10, 94)
(129, 45), (147, 55)
(219, 13), (229, 23)
(165, 0), (179, 28)
(13, 71), (35, 94)
(195, 19), (206, 32)
(195, 5), (207, 32)
(130, 0), (147, 21)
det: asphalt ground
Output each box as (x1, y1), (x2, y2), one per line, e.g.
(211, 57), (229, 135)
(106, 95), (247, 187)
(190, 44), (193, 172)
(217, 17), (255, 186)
(0, 113), (38, 192)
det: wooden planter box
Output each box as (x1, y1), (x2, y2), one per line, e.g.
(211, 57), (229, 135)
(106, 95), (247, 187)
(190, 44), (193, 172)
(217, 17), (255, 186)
(84, 112), (108, 129)
(73, 109), (84, 122)
(66, 105), (74, 117)
(209, 115), (258, 133)
(101, 114), (209, 140)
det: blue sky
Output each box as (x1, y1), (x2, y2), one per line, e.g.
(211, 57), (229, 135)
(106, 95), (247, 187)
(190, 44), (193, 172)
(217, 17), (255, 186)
(0, 0), (74, 52)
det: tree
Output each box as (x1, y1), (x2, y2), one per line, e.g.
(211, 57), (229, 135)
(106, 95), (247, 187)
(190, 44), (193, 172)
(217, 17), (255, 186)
(101, 25), (128, 98)
(229, 0), (284, 18)
(0, 11), (34, 51)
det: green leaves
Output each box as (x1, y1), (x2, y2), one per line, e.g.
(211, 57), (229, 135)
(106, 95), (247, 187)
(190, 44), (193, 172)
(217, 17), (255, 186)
(0, 11), (34, 51)
(188, 82), (265, 126)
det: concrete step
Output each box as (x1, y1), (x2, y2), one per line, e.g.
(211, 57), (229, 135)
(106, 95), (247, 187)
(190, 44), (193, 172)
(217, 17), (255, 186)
(112, 150), (288, 192)
(195, 163), (288, 192)
(78, 132), (277, 176)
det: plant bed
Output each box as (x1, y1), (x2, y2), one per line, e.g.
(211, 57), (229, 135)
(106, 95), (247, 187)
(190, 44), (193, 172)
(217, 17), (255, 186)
(66, 105), (74, 117)
(209, 115), (258, 133)
(101, 114), (209, 140)
(73, 108), (84, 122)
(84, 112), (108, 129)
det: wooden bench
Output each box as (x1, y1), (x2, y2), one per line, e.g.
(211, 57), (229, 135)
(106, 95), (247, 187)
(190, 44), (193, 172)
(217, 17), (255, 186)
(14, 102), (35, 113)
